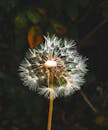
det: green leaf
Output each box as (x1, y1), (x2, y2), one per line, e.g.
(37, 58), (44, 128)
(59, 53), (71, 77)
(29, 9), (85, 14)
(15, 13), (28, 29)
(27, 9), (41, 24)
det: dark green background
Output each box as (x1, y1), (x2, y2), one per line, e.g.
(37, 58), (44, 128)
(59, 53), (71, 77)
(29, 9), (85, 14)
(0, 0), (108, 130)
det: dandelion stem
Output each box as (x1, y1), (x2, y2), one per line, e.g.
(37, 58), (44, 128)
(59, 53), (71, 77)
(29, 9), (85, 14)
(80, 90), (97, 113)
(47, 70), (54, 130)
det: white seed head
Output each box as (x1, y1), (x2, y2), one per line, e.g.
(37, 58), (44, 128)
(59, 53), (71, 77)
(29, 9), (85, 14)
(19, 35), (88, 99)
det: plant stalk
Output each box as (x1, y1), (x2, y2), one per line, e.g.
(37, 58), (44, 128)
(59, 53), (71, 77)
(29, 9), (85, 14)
(47, 70), (54, 130)
(80, 90), (97, 113)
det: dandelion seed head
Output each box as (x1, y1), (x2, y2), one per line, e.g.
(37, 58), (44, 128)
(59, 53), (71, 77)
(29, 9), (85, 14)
(19, 35), (88, 99)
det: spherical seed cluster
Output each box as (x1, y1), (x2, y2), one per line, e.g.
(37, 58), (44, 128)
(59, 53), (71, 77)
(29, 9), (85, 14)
(19, 35), (88, 99)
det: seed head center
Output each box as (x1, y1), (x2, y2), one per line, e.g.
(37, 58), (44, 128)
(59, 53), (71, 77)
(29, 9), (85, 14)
(45, 60), (57, 68)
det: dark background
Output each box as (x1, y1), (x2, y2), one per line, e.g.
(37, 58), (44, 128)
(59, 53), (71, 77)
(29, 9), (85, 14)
(0, 0), (108, 130)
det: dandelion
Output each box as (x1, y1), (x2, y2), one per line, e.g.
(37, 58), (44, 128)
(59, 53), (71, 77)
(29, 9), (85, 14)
(19, 35), (87, 98)
(19, 35), (89, 130)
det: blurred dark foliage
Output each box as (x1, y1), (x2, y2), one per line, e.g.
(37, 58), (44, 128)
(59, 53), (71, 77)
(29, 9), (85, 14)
(0, 0), (108, 130)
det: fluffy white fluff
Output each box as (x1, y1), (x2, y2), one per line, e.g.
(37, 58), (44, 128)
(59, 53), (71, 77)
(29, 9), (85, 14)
(19, 35), (87, 99)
